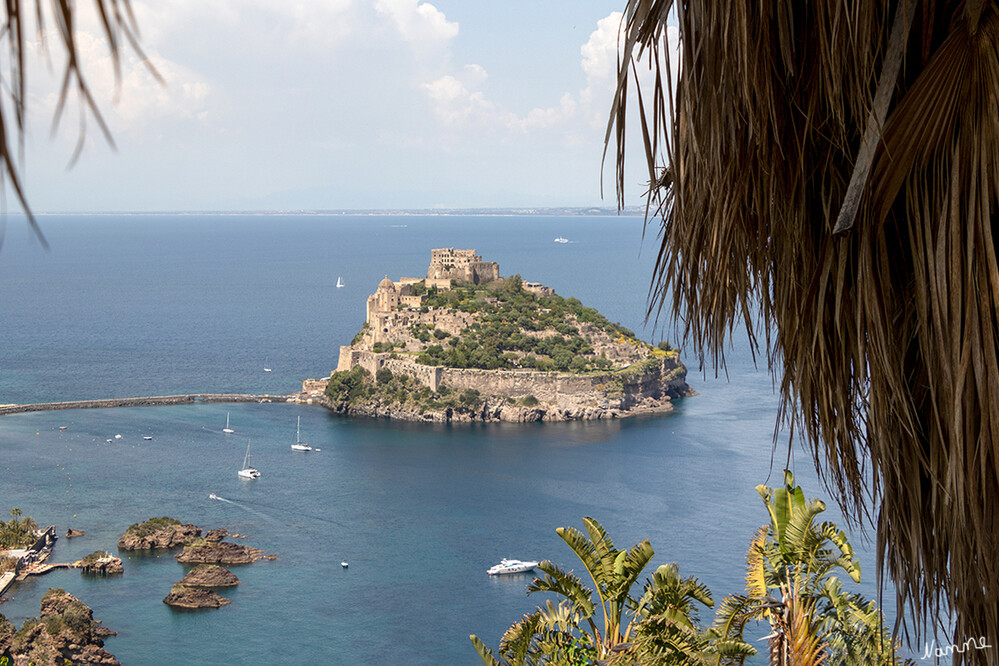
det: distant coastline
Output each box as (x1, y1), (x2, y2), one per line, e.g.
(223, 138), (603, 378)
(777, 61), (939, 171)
(29, 206), (647, 217)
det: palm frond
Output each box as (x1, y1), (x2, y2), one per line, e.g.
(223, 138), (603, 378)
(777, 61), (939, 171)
(612, 0), (999, 655)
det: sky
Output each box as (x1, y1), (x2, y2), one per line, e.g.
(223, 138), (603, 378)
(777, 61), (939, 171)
(10, 0), (674, 213)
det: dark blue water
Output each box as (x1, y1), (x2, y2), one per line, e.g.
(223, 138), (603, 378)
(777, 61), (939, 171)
(0, 215), (900, 664)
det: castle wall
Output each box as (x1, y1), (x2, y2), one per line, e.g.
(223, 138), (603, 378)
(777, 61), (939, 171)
(334, 351), (686, 407)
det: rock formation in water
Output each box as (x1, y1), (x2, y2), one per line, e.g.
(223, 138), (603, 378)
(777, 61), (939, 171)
(175, 540), (268, 565)
(162, 584), (231, 609)
(0, 588), (119, 665)
(117, 517), (201, 551)
(179, 564), (240, 587)
(77, 551), (124, 575)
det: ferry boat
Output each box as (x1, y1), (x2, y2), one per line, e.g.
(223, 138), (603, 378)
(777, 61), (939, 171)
(487, 558), (539, 575)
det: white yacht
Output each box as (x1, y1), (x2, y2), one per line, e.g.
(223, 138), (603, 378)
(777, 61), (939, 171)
(487, 559), (539, 575)
(223, 412), (234, 434)
(554, 237), (569, 243)
(291, 416), (312, 451)
(238, 442), (260, 479)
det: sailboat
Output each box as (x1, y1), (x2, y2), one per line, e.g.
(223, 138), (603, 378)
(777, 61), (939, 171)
(223, 412), (234, 434)
(238, 441), (260, 479)
(291, 416), (313, 451)
(264, 356), (272, 372)
(336, 276), (345, 288)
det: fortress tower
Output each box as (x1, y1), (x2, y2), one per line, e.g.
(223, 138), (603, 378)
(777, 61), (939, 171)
(427, 248), (498, 285)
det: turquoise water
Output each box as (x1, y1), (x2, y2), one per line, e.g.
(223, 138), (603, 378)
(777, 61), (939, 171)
(0, 215), (896, 664)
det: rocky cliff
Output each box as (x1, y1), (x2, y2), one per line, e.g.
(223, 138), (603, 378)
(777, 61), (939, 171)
(320, 355), (691, 423)
(0, 588), (118, 665)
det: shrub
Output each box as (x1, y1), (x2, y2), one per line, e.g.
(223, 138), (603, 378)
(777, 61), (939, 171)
(521, 394), (539, 407)
(433, 328), (448, 339)
(124, 517), (180, 538)
(44, 615), (65, 636)
(375, 368), (394, 384)
(325, 366), (371, 403)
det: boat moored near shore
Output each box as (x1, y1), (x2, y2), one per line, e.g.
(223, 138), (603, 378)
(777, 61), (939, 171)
(487, 558), (538, 575)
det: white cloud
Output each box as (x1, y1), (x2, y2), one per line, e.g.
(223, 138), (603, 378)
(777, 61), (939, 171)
(375, 0), (458, 51)
(27, 26), (212, 146)
(132, 0), (356, 53)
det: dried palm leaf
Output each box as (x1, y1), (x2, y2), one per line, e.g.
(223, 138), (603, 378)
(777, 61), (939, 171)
(611, 1), (999, 661)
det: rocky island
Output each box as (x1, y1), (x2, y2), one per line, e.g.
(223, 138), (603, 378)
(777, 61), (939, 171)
(0, 588), (118, 665)
(117, 517), (200, 550)
(312, 248), (691, 423)
(163, 564), (240, 609)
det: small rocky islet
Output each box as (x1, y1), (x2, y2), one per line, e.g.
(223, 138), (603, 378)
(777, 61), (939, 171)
(118, 517), (270, 609)
(311, 248), (692, 423)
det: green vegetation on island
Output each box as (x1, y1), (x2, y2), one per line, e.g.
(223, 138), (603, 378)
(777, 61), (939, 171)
(121, 517), (180, 539)
(409, 275), (646, 372)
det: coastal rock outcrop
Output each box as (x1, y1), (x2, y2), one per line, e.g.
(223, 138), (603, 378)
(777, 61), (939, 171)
(179, 564), (239, 587)
(65, 528), (84, 538)
(175, 541), (268, 565)
(3, 588), (119, 665)
(77, 551), (123, 575)
(117, 517), (200, 551)
(203, 528), (228, 543)
(163, 585), (230, 609)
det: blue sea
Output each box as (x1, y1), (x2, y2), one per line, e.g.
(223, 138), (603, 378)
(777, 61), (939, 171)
(0, 214), (903, 664)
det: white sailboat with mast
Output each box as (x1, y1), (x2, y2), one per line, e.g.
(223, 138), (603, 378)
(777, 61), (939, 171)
(223, 412), (234, 434)
(291, 416), (312, 451)
(238, 441), (260, 479)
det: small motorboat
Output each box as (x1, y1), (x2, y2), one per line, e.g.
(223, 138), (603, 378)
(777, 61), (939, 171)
(554, 237), (569, 244)
(487, 558), (539, 576)
(341, 561), (349, 568)
(208, 493), (218, 500)
(59, 426), (68, 430)
(143, 436), (153, 440)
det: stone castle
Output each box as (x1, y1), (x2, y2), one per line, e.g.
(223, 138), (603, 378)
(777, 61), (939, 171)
(360, 249), (549, 348)
(426, 248), (499, 286)
(316, 248), (691, 422)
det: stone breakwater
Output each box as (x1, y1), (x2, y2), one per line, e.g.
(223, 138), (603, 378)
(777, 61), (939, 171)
(0, 393), (293, 416)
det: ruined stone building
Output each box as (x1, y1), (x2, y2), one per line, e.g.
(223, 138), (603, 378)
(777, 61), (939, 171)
(426, 248), (498, 285)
